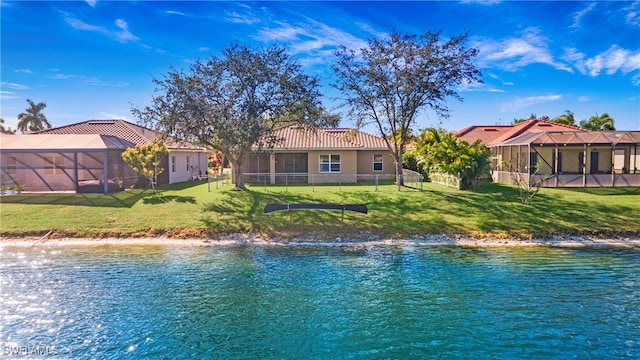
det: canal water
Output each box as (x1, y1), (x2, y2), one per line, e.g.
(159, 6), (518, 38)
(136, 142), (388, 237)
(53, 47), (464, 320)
(1, 244), (639, 359)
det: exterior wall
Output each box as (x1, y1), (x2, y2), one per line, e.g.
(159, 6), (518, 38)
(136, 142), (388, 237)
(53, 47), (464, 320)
(168, 150), (208, 184)
(307, 149), (357, 183)
(241, 148), (396, 184)
(356, 150), (395, 180)
(531, 147), (554, 174)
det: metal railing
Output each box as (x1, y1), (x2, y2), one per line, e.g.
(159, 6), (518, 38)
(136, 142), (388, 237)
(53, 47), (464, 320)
(401, 169), (424, 191)
(238, 172), (397, 192)
(207, 172), (231, 191)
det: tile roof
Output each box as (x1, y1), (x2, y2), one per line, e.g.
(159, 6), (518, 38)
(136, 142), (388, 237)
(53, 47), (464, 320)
(0, 133), (135, 150)
(256, 125), (389, 150)
(35, 119), (206, 151)
(454, 119), (585, 146)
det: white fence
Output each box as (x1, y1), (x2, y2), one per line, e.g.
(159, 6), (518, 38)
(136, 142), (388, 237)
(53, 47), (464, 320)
(428, 171), (461, 190)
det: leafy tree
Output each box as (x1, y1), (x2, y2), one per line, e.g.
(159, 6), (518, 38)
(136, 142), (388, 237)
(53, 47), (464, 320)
(552, 110), (576, 127)
(415, 128), (491, 190)
(0, 118), (16, 134)
(580, 113), (615, 131)
(512, 113), (550, 124)
(133, 43), (333, 189)
(512, 113), (537, 124)
(121, 140), (169, 192)
(332, 30), (481, 190)
(17, 99), (51, 133)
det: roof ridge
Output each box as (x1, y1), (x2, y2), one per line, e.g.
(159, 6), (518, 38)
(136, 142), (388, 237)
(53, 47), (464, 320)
(325, 128), (365, 147)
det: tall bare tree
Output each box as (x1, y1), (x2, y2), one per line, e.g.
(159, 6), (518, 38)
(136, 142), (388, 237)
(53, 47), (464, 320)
(332, 31), (481, 189)
(133, 43), (334, 189)
(17, 99), (51, 133)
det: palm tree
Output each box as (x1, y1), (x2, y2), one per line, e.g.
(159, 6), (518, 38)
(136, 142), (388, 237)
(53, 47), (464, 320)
(552, 110), (576, 127)
(579, 113), (615, 131)
(17, 99), (51, 133)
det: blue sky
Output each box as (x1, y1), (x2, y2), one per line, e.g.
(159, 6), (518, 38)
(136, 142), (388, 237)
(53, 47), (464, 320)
(2, 1), (639, 134)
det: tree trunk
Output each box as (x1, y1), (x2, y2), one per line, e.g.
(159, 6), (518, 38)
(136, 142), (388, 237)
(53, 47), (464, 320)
(229, 152), (247, 190)
(395, 157), (404, 191)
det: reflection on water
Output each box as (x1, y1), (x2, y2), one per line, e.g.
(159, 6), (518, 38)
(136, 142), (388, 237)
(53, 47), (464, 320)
(1, 244), (639, 358)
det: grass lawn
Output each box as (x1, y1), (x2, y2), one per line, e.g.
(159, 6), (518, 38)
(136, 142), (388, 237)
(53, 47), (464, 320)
(1, 179), (639, 239)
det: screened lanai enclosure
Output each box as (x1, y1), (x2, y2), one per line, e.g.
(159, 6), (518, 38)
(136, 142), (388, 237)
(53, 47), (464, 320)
(491, 131), (640, 187)
(0, 134), (164, 194)
(247, 153), (309, 184)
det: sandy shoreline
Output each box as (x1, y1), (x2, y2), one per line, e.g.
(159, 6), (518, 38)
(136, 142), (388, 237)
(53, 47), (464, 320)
(1, 234), (639, 248)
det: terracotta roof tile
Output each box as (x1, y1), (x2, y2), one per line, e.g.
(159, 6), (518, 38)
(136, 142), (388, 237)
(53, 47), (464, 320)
(455, 119), (585, 146)
(257, 125), (388, 150)
(36, 119), (206, 151)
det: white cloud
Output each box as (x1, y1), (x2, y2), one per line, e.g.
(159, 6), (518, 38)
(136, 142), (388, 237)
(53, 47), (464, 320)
(0, 91), (21, 100)
(113, 19), (138, 42)
(49, 73), (77, 80)
(256, 18), (367, 57)
(1, 81), (29, 90)
(85, 0), (97, 7)
(578, 96), (594, 102)
(486, 72), (513, 86)
(100, 113), (132, 121)
(225, 10), (260, 25)
(565, 45), (640, 78)
(473, 28), (572, 72)
(623, 1), (640, 26)
(14, 69), (33, 74)
(165, 10), (186, 16)
(633, 73), (640, 86)
(460, 0), (502, 5)
(62, 12), (138, 43)
(570, 2), (596, 29)
(500, 94), (562, 112)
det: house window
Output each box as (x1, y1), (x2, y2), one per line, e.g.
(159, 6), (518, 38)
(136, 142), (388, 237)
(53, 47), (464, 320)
(6, 156), (17, 175)
(44, 155), (64, 175)
(186, 156), (190, 171)
(319, 154), (341, 173)
(171, 156), (176, 173)
(373, 154), (383, 171)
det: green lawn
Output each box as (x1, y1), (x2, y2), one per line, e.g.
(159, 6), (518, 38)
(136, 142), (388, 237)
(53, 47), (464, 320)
(1, 180), (639, 239)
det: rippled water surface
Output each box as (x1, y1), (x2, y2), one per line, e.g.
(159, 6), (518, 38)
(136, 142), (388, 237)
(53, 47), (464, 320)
(1, 244), (639, 359)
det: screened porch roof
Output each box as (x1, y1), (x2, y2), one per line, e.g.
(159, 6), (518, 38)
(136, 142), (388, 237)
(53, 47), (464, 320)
(0, 133), (134, 151)
(491, 131), (640, 147)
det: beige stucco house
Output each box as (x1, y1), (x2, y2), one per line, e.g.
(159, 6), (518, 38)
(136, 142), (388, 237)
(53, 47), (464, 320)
(240, 125), (396, 185)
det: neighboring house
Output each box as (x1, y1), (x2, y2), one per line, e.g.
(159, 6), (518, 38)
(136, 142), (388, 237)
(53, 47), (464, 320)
(455, 119), (640, 187)
(240, 125), (395, 184)
(0, 119), (208, 193)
